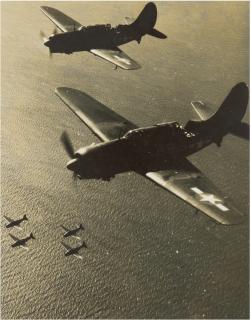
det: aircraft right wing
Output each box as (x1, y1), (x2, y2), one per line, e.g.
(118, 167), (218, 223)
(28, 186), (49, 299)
(90, 48), (141, 70)
(3, 215), (13, 223)
(145, 158), (244, 225)
(61, 225), (70, 232)
(55, 87), (138, 142)
(40, 6), (83, 32)
(9, 234), (20, 242)
(61, 242), (72, 251)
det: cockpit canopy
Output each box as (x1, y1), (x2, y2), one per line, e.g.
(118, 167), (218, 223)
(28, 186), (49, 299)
(123, 121), (195, 139)
(80, 24), (112, 32)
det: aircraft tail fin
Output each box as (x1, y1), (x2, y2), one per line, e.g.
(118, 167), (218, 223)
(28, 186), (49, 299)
(81, 241), (87, 248)
(132, 2), (157, 35)
(23, 214), (28, 221)
(30, 233), (35, 240)
(185, 83), (249, 143)
(79, 223), (84, 230)
(147, 28), (167, 39)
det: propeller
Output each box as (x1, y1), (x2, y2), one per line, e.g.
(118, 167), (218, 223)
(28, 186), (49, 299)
(60, 131), (75, 159)
(60, 132), (81, 183)
(52, 27), (58, 35)
(40, 28), (58, 58)
(40, 30), (48, 43)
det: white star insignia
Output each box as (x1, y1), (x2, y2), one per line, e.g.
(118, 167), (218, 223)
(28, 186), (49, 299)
(114, 55), (131, 65)
(190, 187), (229, 212)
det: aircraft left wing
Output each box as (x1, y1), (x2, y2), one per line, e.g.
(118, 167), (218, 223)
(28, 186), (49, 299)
(55, 87), (138, 142)
(40, 6), (82, 32)
(90, 48), (141, 70)
(145, 158), (244, 225)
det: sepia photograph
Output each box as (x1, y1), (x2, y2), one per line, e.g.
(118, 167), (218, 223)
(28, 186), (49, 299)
(1, 1), (249, 319)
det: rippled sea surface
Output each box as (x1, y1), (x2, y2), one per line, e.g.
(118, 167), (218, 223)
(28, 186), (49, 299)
(1, 2), (249, 319)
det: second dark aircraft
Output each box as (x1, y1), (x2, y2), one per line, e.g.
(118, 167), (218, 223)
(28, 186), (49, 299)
(40, 2), (167, 69)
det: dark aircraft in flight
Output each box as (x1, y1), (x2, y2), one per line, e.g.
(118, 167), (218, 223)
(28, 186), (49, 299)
(4, 214), (28, 229)
(61, 224), (84, 239)
(10, 233), (35, 250)
(56, 82), (249, 225)
(40, 2), (167, 70)
(61, 241), (87, 259)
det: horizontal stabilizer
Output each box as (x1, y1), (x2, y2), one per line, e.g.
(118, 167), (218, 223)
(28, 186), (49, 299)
(147, 28), (167, 39)
(191, 101), (212, 120)
(230, 122), (249, 140)
(124, 16), (135, 25)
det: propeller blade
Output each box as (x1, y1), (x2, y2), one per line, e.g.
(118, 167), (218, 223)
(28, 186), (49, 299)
(53, 27), (58, 35)
(40, 30), (48, 42)
(60, 131), (75, 158)
(72, 172), (79, 189)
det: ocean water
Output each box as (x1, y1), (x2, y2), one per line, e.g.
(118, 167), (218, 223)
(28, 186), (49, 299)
(1, 2), (249, 319)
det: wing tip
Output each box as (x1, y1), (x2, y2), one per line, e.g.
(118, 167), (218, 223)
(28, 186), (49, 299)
(55, 87), (72, 97)
(122, 63), (141, 70)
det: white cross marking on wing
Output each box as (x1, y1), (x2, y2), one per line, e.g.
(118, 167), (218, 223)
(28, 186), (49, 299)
(190, 187), (229, 212)
(114, 55), (131, 65)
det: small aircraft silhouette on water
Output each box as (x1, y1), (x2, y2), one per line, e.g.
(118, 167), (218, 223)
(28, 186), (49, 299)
(4, 214), (28, 230)
(40, 2), (167, 70)
(9, 233), (35, 250)
(61, 241), (87, 259)
(56, 82), (249, 226)
(61, 224), (84, 239)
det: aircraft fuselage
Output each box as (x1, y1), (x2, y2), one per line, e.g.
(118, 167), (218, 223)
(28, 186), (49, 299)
(11, 235), (32, 248)
(6, 218), (24, 228)
(68, 121), (213, 180)
(63, 228), (80, 237)
(46, 24), (142, 54)
(65, 244), (86, 256)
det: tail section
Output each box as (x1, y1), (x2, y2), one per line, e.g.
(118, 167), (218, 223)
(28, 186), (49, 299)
(23, 214), (28, 221)
(208, 82), (248, 127)
(131, 2), (167, 39)
(81, 241), (87, 248)
(185, 82), (249, 143)
(30, 233), (35, 240)
(79, 223), (84, 230)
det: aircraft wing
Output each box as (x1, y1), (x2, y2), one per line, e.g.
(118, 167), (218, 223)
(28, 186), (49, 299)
(61, 225), (69, 232)
(61, 242), (72, 251)
(145, 158), (244, 225)
(55, 87), (138, 142)
(3, 215), (13, 223)
(9, 234), (20, 242)
(90, 48), (141, 70)
(40, 6), (82, 32)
